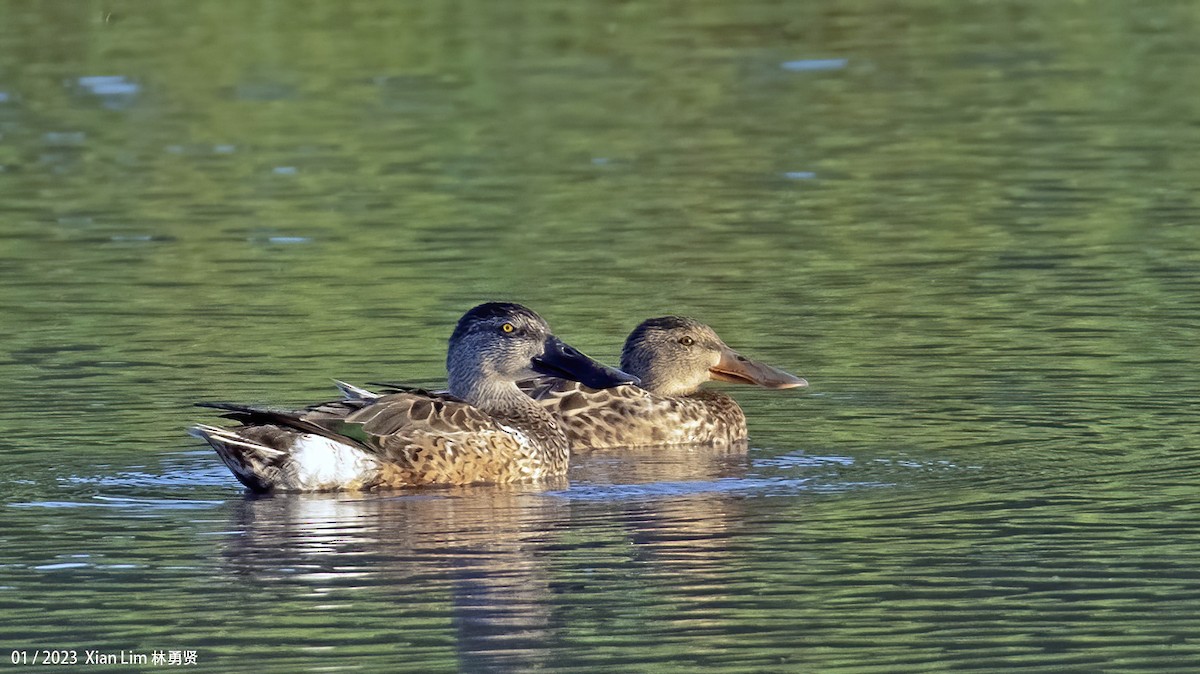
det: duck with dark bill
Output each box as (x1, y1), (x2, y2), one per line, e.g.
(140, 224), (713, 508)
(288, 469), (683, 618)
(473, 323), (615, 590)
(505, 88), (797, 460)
(190, 302), (637, 492)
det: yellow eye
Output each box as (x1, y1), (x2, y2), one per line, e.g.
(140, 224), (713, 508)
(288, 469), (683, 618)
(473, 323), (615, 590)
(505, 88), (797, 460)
(501, 323), (515, 333)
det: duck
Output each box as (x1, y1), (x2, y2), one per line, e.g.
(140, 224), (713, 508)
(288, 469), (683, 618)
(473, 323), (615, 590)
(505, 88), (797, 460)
(520, 316), (806, 449)
(189, 302), (638, 492)
(353, 316), (807, 450)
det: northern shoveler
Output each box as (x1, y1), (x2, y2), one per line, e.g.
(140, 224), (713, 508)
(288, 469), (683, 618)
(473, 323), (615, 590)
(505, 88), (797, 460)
(189, 302), (638, 492)
(521, 316), (806, 449)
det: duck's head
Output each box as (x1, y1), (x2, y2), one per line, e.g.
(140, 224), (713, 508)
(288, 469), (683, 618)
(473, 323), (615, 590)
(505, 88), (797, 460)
(448, 302), (639, 398)
(620, 316), (808, 396)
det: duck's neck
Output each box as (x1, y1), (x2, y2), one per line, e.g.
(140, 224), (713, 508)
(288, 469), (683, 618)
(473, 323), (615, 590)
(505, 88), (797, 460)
(451, 375), (556, 425)
(621, 355), (705, 397)
(624, 368), (700, 397)
(631, 373), (684, 397)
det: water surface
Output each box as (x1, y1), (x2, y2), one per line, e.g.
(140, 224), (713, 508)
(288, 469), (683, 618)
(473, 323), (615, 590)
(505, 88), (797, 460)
(2, 1), (1200, 671)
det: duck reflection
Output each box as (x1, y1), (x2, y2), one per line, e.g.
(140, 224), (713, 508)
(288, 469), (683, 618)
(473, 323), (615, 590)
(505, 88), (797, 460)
(568, 441), (750, 486)
(218, 444), (756, 671)
(568, 444), (753, 580)
(221, 479), (567, 672)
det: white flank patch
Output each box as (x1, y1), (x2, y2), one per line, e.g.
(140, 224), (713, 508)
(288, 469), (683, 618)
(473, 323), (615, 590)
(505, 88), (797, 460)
(291, 435), (378, 490)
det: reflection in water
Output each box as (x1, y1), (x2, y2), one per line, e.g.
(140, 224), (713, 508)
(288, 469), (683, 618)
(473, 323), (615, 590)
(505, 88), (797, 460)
(567, 444), (756, 599)
(569, 444), (754, 605)
(569, 442), (750, 486)
(217, 445), (768, 671)
(224, 482), (567, 672)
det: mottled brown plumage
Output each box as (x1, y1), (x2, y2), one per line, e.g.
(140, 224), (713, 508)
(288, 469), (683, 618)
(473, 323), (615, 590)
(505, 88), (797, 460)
(190, 303), (637, 492)
(524, 381), (750, 447)
(522, 316), (806, 450)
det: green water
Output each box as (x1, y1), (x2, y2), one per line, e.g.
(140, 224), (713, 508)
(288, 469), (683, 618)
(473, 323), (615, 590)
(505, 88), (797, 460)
(2, 0), (1200, 671)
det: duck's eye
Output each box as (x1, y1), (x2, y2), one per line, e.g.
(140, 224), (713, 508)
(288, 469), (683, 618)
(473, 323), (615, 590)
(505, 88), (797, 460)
(501, 323), (516, 334)
(679, 336), (694, 346)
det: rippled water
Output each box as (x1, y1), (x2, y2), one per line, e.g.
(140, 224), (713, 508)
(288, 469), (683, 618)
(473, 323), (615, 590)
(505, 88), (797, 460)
(2, 0), (1200, 671)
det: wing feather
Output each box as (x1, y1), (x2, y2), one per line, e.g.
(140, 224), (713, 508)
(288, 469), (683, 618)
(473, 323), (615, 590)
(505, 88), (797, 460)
(297, 392), (539, 482)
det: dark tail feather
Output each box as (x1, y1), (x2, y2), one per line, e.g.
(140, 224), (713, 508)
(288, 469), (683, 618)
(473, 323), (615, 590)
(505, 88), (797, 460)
(195, 401), (311, 427)
(188, 424), (285, 492)
(194, 400), (370, 447)
(194, 395), (338, 438)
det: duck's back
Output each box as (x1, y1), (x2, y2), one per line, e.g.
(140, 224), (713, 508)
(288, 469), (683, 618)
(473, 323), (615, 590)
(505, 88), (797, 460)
(324, 393), (568, 485)
(523, 379), (747, 450)
(208, 391), (569, 489)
